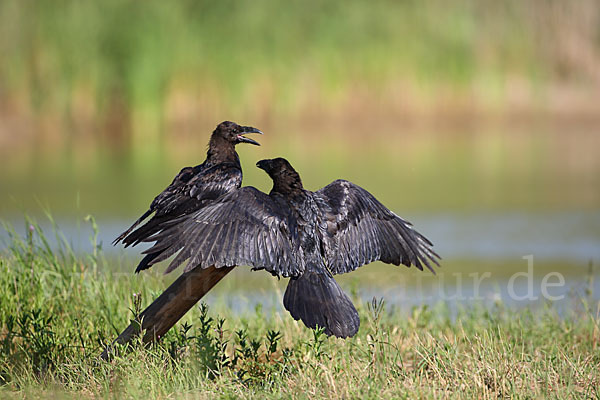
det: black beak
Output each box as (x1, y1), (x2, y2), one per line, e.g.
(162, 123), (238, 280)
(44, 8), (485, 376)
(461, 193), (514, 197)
(236, 126), (263, 146)
(256, 159), (271, 171)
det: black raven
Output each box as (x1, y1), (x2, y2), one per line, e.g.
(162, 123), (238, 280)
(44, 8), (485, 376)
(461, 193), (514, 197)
(142, 157), (440, 338)
(113, 120), (262, 272)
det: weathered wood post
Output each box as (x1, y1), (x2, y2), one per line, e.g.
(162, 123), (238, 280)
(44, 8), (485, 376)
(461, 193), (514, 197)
(100, 265), (234, 360)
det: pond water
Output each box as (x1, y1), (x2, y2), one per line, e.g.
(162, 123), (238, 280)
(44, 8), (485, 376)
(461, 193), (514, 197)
(202, 276), (600, 318)
(2, 210), (598, 315)
(2, 126), (599, 314)
(3, 210), (598, 261)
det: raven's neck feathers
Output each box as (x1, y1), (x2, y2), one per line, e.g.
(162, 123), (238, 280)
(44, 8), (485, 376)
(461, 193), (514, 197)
(206, 134), (239, 165)
(271, 171), (304, 198)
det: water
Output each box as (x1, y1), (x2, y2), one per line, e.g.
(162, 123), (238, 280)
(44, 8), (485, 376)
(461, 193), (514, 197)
(414, 211), (600, 261)
(202, 276), (600, 318)
(2, 210), (598, 261)
(2, 210), (599, 312)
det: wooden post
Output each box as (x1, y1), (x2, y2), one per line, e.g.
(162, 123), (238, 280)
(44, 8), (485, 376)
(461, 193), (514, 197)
(100, 265), (234, 360)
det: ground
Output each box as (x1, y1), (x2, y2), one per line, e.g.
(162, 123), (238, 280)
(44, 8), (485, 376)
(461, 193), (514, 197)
(0, 222), (598, 399)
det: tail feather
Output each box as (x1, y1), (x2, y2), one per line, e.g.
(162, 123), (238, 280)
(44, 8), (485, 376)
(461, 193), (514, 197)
(283, 271), (360, 338)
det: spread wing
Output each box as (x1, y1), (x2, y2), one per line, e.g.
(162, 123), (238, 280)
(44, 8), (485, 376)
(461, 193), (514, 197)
(315, 180), (440, 274)
(141, 187), (305, 277)
(114, 162), (242, 248)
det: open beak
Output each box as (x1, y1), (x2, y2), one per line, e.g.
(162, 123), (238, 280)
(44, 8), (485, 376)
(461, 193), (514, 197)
(237, 126), (263, 146)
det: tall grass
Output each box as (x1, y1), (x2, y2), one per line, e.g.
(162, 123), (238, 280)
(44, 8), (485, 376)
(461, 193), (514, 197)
(1, 0), (598, 151)
(2, 0), (599, 218)
(0, 219), (599, 398)
(3, 0), (597, 103)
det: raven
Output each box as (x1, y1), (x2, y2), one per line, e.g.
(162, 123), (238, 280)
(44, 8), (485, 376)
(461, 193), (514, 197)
(142, 157), (440, 338)
(113, 120), (262, 272)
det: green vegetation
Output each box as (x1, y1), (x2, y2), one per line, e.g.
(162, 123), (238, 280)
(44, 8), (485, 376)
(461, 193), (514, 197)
(1, 219), (598, 398)
(4, 0), (597, 114)
(1, 0), (599, 217)
(2, 2), (598, 396)
(2, 0), (599, 152)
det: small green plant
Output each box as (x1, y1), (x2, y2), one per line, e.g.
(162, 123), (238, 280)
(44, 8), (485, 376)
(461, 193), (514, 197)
(192, 302), (229, 377)
(0, 218), (599, 398)
(366, 297), (386, 371)
(308, 326), (328, 361)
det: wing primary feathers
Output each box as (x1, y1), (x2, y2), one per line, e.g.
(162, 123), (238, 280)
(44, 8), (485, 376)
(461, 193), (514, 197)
(131, 187), (303, 277)
(113, 209), (153, 246)
(315, 179), (440, 275)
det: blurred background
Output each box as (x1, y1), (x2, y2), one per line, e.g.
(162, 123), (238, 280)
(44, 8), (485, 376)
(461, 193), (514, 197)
(1, 0), (599, 310)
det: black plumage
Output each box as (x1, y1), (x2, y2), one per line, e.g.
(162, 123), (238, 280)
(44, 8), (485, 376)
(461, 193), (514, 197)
(143, 187), (304, 277)
(143, 157), (440, 338)
(113, 121), (262, 272)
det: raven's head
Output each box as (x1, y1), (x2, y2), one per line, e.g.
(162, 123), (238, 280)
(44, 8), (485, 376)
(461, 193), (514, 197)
(256, 157), (292, 175)
(256, 158), (303, 193)
(213, 121), (262, 146)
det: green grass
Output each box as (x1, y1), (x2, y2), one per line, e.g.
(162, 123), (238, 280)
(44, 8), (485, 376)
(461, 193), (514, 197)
(1, 219), (599, 399)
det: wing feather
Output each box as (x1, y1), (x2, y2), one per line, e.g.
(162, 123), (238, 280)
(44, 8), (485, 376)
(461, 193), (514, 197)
(143, 187), (304, 277)
(115, 163), (243, 249)
(315, 179), (440, 274)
